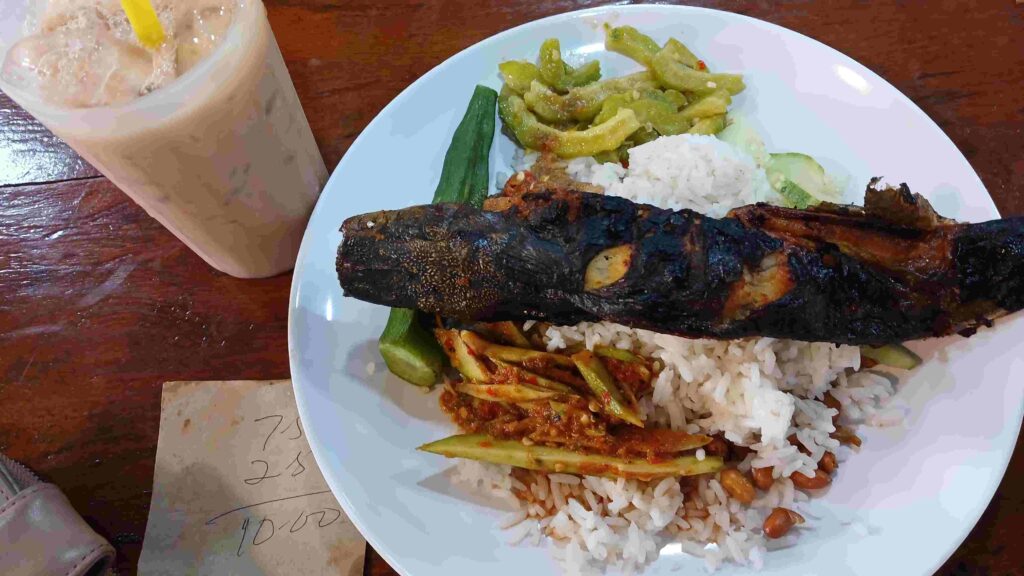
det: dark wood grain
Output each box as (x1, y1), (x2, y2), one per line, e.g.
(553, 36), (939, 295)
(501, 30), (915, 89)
(0, 92), (99, 185)
(0, 2), (1021, 575)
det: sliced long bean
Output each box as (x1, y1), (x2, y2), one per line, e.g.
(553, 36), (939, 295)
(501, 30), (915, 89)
(454, 382), (561, 403)
(572, 350), (643, 427)
(435, 328), (490, 382)
(461, 330), (576, 370)
(420, 434), (724, 479)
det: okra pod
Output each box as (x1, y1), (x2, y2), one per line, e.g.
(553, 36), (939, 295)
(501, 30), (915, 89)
(377, 86), (497, 387)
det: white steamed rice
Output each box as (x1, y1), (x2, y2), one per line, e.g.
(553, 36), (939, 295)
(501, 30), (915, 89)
(463, 135), (900, 574)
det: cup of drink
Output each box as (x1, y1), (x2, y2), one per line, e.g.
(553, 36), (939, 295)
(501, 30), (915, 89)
(0, 0), (328, 278)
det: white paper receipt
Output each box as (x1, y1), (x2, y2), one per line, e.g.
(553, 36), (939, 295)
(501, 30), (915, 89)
(138, 380), (365, 576)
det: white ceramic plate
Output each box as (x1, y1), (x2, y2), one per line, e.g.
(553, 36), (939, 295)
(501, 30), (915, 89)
(289, 5), (1024, 575)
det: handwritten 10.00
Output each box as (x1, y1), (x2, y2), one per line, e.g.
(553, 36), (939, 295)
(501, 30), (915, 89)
(204, 413), (345, 556)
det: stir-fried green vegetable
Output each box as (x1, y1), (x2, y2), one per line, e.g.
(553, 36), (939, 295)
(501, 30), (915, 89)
(499, 88), (642, 158)
(499, 60), (542, 94)
(591, 90), (690, 136)
(651, 44), (745, 96)
(688, 114), (727, 135)
(660, 38), (701, 70)
(538, 38), (602, 92)
(496, 26), (745, 159)
(604, 24), (661, 66)
(377, 85), (497, 386)
(523, 73), (659, 123)
(419, 434), (724, 479)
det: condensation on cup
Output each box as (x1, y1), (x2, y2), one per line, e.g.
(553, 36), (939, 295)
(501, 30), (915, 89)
(0, 0), (328, 278)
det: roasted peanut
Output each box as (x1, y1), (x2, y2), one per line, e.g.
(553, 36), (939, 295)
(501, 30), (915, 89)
(791, 468), (831, 490)
(763, 507), (805, 539)
(705, 435), (729, 458)
(788, 433), (811, 455)
(819, 451), (838, 474)
(719, 468), (756, 504)
(751, 466), (774, 491)
(731, 443), (752, 460)
(823, 392), (841, 425)
(831, 426), (863, 447)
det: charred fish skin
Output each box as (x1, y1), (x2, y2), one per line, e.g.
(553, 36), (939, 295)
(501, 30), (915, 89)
(337, 201), (593, 325)
(956, 218), (1024, 315)
(337, 186), (1024, 345)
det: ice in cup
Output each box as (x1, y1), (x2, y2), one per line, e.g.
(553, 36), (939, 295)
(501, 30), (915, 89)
(0, 0), (328, 278)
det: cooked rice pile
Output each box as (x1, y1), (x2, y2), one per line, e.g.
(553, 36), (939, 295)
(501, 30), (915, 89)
(457, 135), (900, 574)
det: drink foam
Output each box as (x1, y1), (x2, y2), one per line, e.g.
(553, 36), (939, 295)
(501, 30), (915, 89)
(3, 0), (237, 107)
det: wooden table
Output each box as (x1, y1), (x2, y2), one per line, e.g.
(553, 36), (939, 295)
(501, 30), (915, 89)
(1, 1), (1021, 574)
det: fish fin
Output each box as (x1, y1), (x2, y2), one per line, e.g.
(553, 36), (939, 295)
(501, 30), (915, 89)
(863, 179), (954, 230)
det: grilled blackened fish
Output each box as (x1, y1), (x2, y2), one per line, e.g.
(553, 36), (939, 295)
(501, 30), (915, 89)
(337, 182), (1024, 345)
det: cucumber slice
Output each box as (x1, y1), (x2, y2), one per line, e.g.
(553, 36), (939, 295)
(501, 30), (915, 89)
(767, 152), (842, 208)
(716, 115), (769, 167)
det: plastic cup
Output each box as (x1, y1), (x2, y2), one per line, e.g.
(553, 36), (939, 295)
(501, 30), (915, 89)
(0, 0), (328, 278)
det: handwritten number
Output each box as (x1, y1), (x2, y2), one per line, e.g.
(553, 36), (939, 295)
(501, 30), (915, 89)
(243, 460), (281, 486)
(304, 508), (342, 529)
(224, 507), (340, 556)
(289, 510), (308, 533)
(236, 518), (250, 557)
(254, 414), (284, 451)
(223, 413), (326, 554)
(253, 518), (275, 546)
(285, 452), (307, 477)
(279, 416), (303, 441)
(318, 508), (342, 527)
(205, 490), (333, 525)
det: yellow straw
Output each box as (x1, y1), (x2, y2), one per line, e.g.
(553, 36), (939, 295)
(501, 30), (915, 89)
(119, 0), (166, 49)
